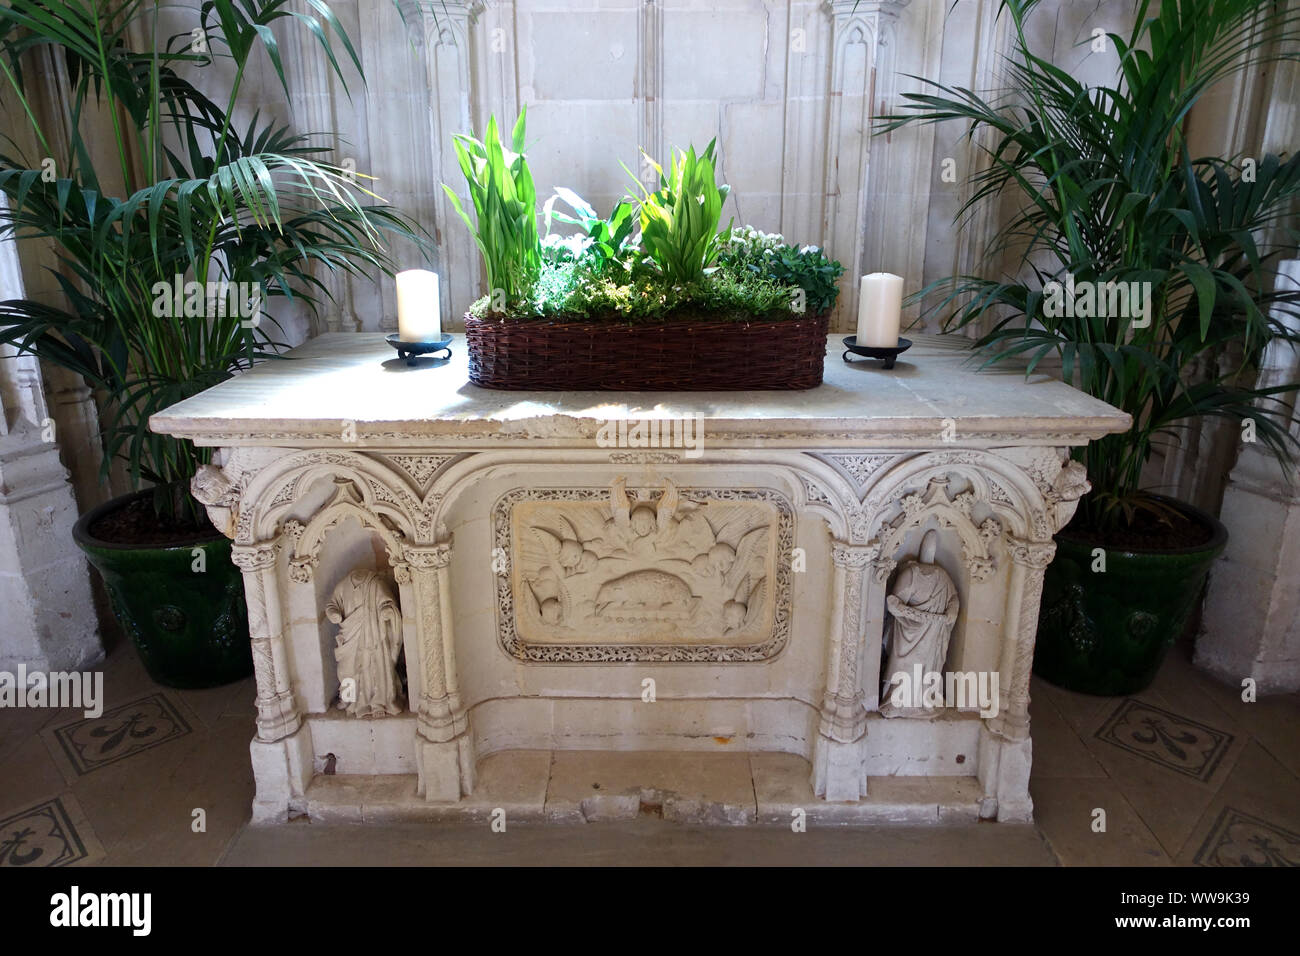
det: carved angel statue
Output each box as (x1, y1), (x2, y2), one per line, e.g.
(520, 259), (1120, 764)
(881, 530), (960, 718)
(530, 516), (597, 575)
(326, 570), (404, 718)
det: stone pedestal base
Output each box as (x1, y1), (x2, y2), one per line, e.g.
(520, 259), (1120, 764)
(0, 423), (101, 674)
(811, 734), (868, 802)
(249, 726), (314, 824)
(976, 727), (1033, 822)
(1198, 445), (1300, 694)
(416, 733), (476, 802)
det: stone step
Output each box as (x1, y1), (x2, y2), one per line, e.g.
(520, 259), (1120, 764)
(299, 750), (987, 826)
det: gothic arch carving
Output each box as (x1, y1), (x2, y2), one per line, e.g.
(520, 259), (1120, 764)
(281, 478), (409, 584)
(235, 449), (429, 546)
(857, 449), (1060, 580)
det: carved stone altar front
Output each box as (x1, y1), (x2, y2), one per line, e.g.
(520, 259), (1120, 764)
(501, 482), (792, 661)
(153, 333), (1127, 824)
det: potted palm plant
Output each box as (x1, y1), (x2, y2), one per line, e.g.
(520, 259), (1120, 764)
(446, 110), (844, 390)
(880, 0), (1300, 693)
(0, 0), (424, 687)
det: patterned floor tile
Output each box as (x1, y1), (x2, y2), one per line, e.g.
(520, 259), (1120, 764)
(1193, 807), (1300, 867)
(1028, 776), (1171, 866)
(51, 693), (192, 775)
(0, 796), (91, 867)
(1095, 698), (1234, 782)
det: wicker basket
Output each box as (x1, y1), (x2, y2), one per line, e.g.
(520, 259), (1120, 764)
(465, 311), (830, 390)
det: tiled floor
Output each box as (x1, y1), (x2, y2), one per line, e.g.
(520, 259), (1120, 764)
(1, 636), (1296, 866)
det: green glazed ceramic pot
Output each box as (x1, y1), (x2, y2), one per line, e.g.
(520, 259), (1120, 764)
(1033, 497), (1227, 696)
(73, 491), (252, 688)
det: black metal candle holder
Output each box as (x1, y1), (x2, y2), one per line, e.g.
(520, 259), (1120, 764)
(386, 333), (452, 367)
(842, 335), (912, 370)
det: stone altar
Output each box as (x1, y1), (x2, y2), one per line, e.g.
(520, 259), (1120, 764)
(151, 333), (1128, 824)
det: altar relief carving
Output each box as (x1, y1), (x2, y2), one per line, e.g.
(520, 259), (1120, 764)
(496, 480), (794, 662)
(326, 570), (405, 717)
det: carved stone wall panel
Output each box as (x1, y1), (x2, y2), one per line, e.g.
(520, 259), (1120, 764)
(494, 482), (795, 662)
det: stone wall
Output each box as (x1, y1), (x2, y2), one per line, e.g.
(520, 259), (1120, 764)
(191, 0), (1153, 339)
(0, 196), (102, 673)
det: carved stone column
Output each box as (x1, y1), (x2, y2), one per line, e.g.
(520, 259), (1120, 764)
(823, 0), (913, 331)
(6, 50), (114, 508)
(997, 536), (1056, 739)
(812, 540), (875, 801)
(232, 543), (301, 741)
(407, 542), (475, 801)
(978, 533), (1055, 822)
(283, 0), (353, 335)
(418, 0), (484, 326)
(637, 0), (664, 176)
(232, 540), (312, 822)
(1197, 259), (1300, 693)
(0, 413), (102, 674)
(946, 2), (1010, 341)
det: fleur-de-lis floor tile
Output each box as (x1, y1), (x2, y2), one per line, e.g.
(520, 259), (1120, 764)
(1095, 698), (1233, 782)
(0, 797), (89, 867)
(51, 693), (192, 775)
(1194, 807), (1300, 867)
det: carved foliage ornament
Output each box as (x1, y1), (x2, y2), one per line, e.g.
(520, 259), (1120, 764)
(816, 453), (902, 494)
(386, 453), (456, 489)
(232, 543), (277, 572)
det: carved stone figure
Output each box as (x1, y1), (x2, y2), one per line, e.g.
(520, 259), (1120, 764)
(191, 463), (240, 536)
(595, 569), (699, 618)
(325, 570), (404, 717)
(881, 530), (960, 718)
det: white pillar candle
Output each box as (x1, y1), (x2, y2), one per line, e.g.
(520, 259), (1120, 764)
(396, 269), (441, 342)
(856, 272), (904, 348)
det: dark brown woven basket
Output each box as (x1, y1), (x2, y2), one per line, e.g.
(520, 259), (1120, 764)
(465, 311), (829, 390)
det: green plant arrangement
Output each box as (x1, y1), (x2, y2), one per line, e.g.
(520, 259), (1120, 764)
(442, 109), (542, 303)
(447, 115), (844, 390)
(452, 115), (840, 325)
(543, 187), (635, 274)
(718, 226), (846, 316)
(0, 0), (425, 687)
(629, 139), (731, 285)
(880, 0), (1300, 693)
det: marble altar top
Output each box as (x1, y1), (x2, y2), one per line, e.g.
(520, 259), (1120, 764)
(150, 332), (1130, 448)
